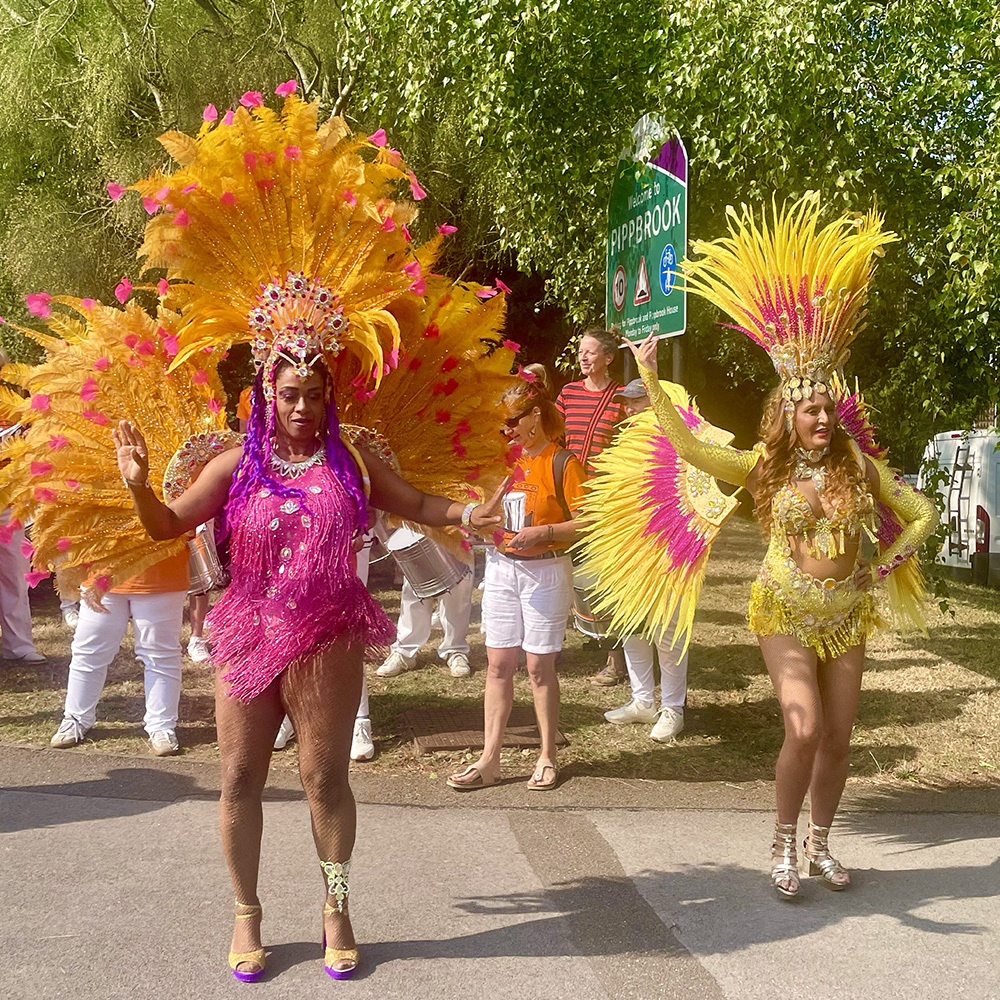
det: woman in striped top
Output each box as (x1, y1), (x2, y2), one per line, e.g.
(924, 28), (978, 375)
(554, 328), (625, 476)
(555, 328), (628, 685)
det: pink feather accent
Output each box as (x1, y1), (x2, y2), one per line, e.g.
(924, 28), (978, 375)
(26, 293), (52, 318)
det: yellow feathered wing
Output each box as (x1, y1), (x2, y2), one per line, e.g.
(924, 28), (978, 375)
(0, 299), (229, 603)
(575, 381), (739, 649)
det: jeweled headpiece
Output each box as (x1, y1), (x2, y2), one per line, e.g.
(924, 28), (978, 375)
(248, 271), (347, 397)
(682, 192), (898, 423)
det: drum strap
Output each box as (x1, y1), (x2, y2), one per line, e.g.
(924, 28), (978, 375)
(552, 447), (573, 522)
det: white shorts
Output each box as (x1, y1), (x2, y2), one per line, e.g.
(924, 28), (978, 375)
(481, 549), (572, 654)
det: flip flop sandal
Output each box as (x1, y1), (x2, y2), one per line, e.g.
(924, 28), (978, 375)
(527, 763), (558, 790)
(446, 765), (498, 790)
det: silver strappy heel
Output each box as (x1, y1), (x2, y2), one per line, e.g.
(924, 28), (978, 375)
(804, 822), (850, 890)
(770, 822), (800, 899)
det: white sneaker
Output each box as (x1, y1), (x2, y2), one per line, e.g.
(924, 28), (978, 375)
(149, 729), (180, 756)
(650, 707), (685, 742)
(62, 608), (80, 629)
(50, 717), (89, 748)
(446, 652), (471, 677)
(376, 651), (414, 677)
(604, 699), (658, 725)
(351, 717), (375, 761)
(273, 716), (295, 750)
(187, 636), (210, 663)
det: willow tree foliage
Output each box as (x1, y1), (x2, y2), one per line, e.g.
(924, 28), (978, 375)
(0, 0), (997, 458)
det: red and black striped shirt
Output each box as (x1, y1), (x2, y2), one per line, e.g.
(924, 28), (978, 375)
(555, 380), (625, 476)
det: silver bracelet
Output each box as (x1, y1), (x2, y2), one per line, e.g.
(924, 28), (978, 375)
(123, 475), (149, 490)
(460, 501), (477, 528)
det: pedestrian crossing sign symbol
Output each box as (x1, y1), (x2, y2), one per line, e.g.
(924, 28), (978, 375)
(633, 256), (651, 305)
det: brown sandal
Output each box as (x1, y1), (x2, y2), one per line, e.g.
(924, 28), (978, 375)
(527, 763), (558, 790)
(446, 765), (498, 790)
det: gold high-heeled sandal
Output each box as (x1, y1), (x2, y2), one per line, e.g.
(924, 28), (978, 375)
(321, 859), (359, 980)
(770, 822), (800, 899)
(229, 902), (266, 983)
(804, 822), (850, 890)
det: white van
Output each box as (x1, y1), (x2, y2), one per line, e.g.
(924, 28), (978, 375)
(919, 428), (1000, 586)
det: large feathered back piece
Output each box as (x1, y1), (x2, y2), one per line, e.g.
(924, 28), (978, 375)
(0, 299), (229, 604)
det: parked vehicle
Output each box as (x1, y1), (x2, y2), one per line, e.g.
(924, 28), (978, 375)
(919, 428), (1000, 587)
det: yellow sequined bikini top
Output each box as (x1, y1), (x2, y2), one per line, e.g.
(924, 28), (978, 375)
(771, 482), (875, 560)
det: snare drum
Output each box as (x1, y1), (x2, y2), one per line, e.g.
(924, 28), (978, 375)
(571, 563), (615, 638)
(381, 526), (469, 599)
(187, 521), (228, 595)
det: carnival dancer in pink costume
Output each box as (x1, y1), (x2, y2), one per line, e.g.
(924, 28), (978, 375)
(117, 362), (503, 981)
(106, 89), (517, 983)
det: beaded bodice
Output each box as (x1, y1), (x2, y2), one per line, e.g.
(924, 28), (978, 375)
(771, 481), (875, 561)
(208, 459), (394, 702)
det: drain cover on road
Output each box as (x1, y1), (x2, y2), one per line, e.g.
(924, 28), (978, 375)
(397, 706), (567, 755)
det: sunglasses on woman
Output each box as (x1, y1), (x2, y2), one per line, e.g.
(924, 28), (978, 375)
(504, 409), (533, 428)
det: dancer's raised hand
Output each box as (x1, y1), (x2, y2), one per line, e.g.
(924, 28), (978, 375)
(468, 475), (511, 531)
(113, 420), (150, 487)
(621, 332), (659, 372)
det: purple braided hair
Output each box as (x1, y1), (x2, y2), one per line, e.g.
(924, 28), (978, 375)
(222, 364), (369, 539)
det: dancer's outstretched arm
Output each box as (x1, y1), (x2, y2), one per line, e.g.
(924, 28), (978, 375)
(114, 419), (236, 539)
(361, 446), (505, 533)
(626, 334), (760, 488)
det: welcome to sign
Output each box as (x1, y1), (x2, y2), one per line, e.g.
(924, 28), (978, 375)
(606, 118), (688, 343)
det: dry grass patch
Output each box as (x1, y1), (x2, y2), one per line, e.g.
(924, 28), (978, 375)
(3, 516), (999, 790)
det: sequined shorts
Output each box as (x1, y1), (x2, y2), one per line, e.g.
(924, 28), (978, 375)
(748, 550), (881, 659)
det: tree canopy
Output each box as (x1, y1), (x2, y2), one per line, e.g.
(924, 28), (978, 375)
(0, 0), (997, 462)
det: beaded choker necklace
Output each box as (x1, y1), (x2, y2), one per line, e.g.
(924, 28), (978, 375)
(793, 446), (829, 493)
(269, 447), (324, 479)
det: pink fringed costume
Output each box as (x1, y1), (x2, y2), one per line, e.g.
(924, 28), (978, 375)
(208, 462), (394, 702)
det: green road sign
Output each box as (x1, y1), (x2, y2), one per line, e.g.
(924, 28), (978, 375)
(606, 117), (687, 342)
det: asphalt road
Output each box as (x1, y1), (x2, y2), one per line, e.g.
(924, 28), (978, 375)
(2, 745), (998, 1000)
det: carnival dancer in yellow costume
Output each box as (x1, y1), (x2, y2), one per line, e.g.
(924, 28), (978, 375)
(620, 193), (936, 898)
(5, 85), (519, 980)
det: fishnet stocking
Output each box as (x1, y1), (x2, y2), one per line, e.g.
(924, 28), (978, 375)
(215, 641), (364, 964)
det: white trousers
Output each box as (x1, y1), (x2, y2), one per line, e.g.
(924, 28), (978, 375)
(392, 572), (473, 659)
(62, 590), (186, 734)
(0, 521), (39, 659)
(622, 634), (689, 711)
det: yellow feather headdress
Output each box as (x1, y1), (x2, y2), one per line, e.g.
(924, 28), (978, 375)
(131, 95), (434, 398)
(682, 192), (898, 408)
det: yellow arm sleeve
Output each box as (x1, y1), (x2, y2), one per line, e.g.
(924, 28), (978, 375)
(639, 365), (758, 487)
(871, 460), (938, 580)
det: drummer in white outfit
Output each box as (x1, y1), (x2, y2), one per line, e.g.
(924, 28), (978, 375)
(0, 415), (46, 664)
(601, 380), (687, 742)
